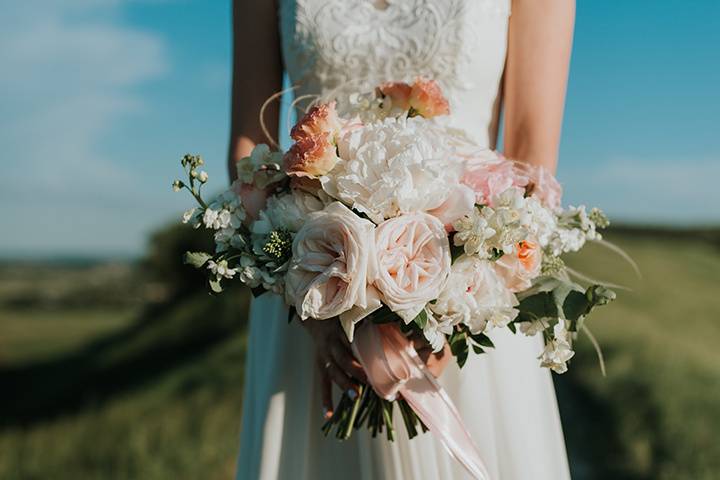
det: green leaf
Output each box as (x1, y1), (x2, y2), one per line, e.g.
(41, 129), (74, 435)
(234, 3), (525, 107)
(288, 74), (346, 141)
(450, 242), (465, 263)
(518, 292), (559, 319)
(471, 344), (485, 355)
(209, 278), (223, 293)
(371, 306), (400, 324)
(183, 251), (212, 268)
(562, 290), (591, 322)
(507, 322), (517, 334)
(471, 333), (495, 349)
(413, 309), (428, 330)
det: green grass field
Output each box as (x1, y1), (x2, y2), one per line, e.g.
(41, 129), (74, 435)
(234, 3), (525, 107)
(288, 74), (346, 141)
(0, 229), (718, 479)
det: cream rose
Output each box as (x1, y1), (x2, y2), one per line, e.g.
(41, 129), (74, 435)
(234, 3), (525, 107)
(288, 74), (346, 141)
(285, 202), (377, 326)
(493, 238), (542, 292)
(374, 212), (451, 322)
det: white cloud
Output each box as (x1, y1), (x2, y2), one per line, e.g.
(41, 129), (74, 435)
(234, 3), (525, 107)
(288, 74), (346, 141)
(559, 156), (720, 224)
(0, 0), (171, 255)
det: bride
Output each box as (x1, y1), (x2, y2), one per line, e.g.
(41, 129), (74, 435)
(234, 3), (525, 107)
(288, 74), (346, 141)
(229, 1), (575, 479)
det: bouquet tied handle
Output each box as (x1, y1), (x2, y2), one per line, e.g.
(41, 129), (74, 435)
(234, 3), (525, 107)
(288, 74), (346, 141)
(351, 322), (492, 480)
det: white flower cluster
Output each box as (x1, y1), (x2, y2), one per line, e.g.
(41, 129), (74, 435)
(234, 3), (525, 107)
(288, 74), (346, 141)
(545, 205), (603, 257)
(453, 187), (556, 258)
(201, 189), (247, 253)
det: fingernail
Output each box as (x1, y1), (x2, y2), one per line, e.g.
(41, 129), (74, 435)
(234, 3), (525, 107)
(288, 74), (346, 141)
(323, 407), (333, 419)
(346, 388), (358, 400)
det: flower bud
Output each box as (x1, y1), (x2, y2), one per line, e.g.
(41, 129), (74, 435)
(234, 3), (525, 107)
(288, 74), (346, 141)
(172, 180), (184, 192)
(197, 171), (209, 183)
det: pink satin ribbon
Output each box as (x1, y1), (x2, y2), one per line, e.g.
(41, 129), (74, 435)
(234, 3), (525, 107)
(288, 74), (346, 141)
(351, 322), (492, 480)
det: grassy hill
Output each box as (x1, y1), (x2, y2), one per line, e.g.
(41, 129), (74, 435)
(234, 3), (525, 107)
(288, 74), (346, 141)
(0, 227), (718, 479)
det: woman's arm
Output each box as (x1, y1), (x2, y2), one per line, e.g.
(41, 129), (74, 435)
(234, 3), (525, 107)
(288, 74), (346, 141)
(228, 0), (284, 181)
(503, 0), (575, 173)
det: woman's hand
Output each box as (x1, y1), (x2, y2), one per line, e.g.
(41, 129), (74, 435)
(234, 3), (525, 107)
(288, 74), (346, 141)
(301, 316), (367, 419)
(409, 332), (452, 378)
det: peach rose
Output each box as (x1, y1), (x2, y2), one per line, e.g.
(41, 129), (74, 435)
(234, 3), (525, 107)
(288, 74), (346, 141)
(290, 101), (342, 142)
(283, 134), (340, 178)
(493, 238), (542, 292)
(409, 79), (450, 118)
(374, 212), (451, 322)
(378, 81), (412, 110)
(285, 202), (377, 324)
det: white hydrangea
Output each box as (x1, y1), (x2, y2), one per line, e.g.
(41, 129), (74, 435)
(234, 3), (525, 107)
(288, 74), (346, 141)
(321, 116), (465, 223)
(539, 321), (575, 374)
(430, 255), (518, 334)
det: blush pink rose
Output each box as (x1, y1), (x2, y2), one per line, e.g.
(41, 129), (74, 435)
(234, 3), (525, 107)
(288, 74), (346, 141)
(232, 180), (268, 221)
(513, 162), (563, 209)
(493, 238), (542, 292)
(290, 101), (343, 142)
(285, 202), (377, 323)
(283, 134), (340, 178)
(461, 157), (530, 206)
(374, 212), (451, 322)
(408, 78), (450, 118)
(378, 81), (412, 110)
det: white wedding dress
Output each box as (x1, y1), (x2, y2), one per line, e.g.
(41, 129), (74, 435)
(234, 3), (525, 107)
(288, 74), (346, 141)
(236, 1), (571, 479)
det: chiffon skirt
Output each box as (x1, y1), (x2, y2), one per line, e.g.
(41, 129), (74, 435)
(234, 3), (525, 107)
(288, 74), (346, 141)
(236, 294), (571, 480)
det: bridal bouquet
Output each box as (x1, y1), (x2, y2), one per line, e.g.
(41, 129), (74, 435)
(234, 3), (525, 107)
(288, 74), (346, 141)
(173, 79), (616, 455)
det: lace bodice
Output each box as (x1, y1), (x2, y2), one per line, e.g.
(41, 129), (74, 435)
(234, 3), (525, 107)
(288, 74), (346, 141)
(279, 0), (511, 147)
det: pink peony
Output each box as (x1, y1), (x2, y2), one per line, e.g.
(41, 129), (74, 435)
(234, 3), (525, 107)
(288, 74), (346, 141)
(290, 101), (342, 142)
(409, 79), (450, 118)
(283, 134), (340, 178)
(378, 81), (412, 110)
(493, 238), (542, 292)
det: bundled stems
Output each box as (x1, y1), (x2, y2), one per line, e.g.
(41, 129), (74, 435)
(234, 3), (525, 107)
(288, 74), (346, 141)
(321, 383), (426, 442)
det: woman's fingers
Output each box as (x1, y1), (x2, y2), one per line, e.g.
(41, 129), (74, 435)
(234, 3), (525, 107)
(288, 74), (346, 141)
(319, 364), (333, 420)
(325, 360), (358, 397)
(330, 342), (367, 382)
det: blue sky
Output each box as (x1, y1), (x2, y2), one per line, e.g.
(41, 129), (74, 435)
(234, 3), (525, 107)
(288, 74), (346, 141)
(1, 0), (718, 257)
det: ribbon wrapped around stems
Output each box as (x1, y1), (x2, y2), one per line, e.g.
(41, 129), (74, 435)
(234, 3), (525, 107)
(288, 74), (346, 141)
(351, 322), (492, 480)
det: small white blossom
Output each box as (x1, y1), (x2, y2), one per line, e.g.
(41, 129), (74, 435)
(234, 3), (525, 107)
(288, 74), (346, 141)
(422, 313), (455, 353)
(207, 260), (237, 279)
(539, 322), (575, 374)
(453, 208), (496, 256)
(519, 318), (550, 336)
(203, 208), (232, 230)
(197, 171), (209, 183)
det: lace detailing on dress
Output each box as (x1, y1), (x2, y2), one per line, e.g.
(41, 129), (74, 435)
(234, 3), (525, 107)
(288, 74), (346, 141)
(280, 0), (510, 103)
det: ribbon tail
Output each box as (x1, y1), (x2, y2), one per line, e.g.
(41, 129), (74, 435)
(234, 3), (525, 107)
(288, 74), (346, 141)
(352, 322), (492, 480)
